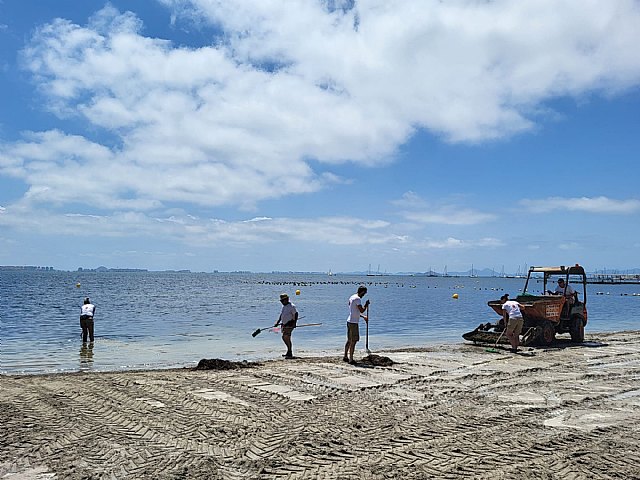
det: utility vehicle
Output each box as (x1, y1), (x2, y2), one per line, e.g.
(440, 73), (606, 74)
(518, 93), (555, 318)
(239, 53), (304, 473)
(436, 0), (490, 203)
(463, 264), (588, 346)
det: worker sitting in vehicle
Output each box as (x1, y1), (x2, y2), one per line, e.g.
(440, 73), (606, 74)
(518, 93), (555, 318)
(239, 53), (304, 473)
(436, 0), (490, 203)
(548, 278), (577, 304)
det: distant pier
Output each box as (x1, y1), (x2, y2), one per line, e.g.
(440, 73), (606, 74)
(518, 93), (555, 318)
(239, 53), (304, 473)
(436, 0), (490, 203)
(587, 274), (640, 285)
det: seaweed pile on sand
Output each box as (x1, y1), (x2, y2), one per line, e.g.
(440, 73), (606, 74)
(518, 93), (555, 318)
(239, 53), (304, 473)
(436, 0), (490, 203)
(360, 354), (394, 367)
(194, 359), (261, 371)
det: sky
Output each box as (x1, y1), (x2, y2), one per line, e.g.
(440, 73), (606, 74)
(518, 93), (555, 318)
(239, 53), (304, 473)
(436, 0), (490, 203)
(1, 0), (639, 274)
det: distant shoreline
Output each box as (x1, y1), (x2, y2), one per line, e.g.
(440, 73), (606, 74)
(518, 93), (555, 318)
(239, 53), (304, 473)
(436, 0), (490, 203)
(4, 266), (640, 280)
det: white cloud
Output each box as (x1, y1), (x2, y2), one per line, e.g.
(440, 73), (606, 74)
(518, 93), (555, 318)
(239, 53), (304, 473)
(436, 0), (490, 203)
(559, 242), (581, 251)
(390, 191), (426, 209)
(419, 236), (503, 249)
(403, 209), (496, 226)
(521, 196), (640, 214)
(393, 192), (496, 225)
(0, 1), (636, 214)
(424, 237), (464, 249)
(0, 203), (500, 253)
(162, 0), (640, 141)
(475, 237), (505, 248)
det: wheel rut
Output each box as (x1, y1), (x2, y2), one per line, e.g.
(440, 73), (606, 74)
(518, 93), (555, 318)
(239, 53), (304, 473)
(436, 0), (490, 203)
(2, 333), (639, 479)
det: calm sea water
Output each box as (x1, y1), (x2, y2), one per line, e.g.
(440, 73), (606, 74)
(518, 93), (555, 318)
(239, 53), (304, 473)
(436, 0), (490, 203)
(1, 271), (639, 374)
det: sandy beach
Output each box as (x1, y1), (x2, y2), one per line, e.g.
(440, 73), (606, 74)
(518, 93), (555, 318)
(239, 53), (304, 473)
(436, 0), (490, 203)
(1, 331), (640, 479)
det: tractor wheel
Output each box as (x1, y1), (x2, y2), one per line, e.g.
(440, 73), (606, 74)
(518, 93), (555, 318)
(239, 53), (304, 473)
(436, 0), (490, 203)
(538, 320), (556, 346)
(570, 316), (585, 343)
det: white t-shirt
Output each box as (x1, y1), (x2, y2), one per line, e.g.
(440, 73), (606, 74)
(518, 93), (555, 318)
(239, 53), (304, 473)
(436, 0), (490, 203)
(279, 303), (297, 326)
(555, 283), (575, 296)
(502, 300), (523, 319)
(81, 304), (95, 317)
(347, 294), (363, 324)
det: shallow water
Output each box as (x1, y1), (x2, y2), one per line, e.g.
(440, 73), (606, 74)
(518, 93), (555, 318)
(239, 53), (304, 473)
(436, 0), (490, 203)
(1, 270), (639, 374)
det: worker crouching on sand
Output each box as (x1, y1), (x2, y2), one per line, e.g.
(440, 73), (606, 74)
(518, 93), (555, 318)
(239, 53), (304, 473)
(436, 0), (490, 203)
(500, 294), (524, 353)
(344, 285), (370, 364)
(274, 293), (298, 359)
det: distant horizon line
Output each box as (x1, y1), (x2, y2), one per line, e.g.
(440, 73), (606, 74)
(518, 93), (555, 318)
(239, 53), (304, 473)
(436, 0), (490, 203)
(2, 265), (639, 276)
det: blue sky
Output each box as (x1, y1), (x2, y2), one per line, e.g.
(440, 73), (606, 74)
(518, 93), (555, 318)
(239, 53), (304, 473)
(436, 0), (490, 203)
(1, 0), (639, 273)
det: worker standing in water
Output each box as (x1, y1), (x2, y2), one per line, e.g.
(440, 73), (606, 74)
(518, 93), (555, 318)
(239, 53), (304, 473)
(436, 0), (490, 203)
(80, 297), (96, 344)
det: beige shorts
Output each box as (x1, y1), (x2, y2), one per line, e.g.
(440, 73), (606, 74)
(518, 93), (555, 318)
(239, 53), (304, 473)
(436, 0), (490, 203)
(282, 325), (295, 337)
(347, 322), (360, 342)
(506, 317), (524, 337)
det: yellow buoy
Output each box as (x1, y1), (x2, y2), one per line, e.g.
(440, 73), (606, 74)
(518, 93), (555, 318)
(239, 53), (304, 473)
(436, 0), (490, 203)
(452, 293), (459, 299)
(295, 289), (301, 295)
(76, 283), (81, 288)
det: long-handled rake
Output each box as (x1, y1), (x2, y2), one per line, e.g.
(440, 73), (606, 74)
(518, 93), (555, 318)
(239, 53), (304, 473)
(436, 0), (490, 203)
(251, 325), (276, 337)
(485, 328), (505, 353)
(364, 304), (371, 355)
(251, 316), (305, 337)
(252, 319), (320, 338)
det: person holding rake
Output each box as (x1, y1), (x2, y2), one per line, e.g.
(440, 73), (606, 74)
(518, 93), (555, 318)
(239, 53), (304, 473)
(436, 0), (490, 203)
(274, 293), (298, 359)
(344, 285), (369, 364)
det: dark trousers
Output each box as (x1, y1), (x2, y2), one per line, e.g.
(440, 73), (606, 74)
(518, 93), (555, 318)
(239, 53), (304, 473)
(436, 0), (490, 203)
(80, 315), (94, 343)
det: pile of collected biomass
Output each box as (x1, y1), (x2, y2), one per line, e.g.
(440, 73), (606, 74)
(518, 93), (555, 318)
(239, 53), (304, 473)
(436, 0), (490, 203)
(360, 354), (394, 367)
(194, 358), (261, 370)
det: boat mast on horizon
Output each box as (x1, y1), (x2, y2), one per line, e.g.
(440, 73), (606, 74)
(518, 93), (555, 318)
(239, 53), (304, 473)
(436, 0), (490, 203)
(367, 263), (384, 276)
(470, 264), (477, 277)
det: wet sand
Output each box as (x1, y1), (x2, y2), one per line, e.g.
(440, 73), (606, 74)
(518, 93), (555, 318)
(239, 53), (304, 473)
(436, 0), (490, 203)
(1, 331), (640, 479)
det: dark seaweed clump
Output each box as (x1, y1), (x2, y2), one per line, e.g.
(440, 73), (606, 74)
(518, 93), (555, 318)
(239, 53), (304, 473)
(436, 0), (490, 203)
(360, 354), (394, 367)
(194, 358), (261, 371)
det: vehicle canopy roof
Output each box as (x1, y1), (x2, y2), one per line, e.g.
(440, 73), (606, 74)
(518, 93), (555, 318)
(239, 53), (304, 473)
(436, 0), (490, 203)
(528, 265), (586, 276)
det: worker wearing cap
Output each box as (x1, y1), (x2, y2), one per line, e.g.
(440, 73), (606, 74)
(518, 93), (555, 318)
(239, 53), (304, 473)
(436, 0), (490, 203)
(554, 278), (577, 304)
(274, 293), (298, 359)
